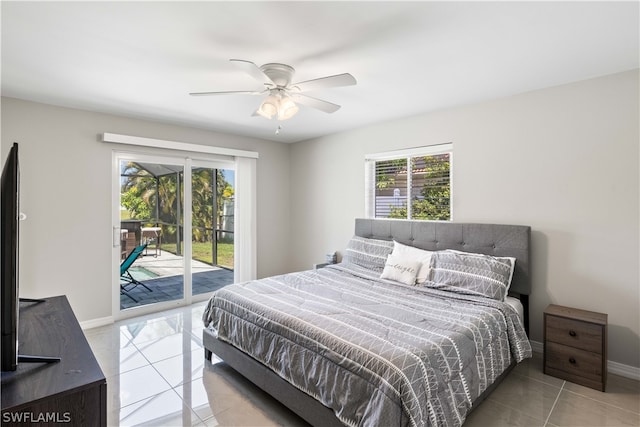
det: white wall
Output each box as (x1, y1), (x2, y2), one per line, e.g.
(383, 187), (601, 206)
(2, 70), (638, 368)
(290, 70), (640, 368)
(1, 97), (290, 323)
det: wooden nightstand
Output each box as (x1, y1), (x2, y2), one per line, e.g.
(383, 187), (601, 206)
(544, 304), (607, 391)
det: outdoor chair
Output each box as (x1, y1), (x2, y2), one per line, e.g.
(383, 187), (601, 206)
(120, 244), (152, 302)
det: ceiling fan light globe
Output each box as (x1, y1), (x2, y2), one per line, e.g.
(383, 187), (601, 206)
(255, 108), (273, 119)
(277, 97), (299, 120)
(257, 96), (279, 119)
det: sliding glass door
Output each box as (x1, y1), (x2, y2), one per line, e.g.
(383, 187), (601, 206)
(114, 153), (235, 317)
(118, 156), (186, 312)
(190, 162), (234, 297)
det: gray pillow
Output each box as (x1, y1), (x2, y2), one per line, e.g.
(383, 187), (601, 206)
(428, 250), (514, 301)
(342, 236), (394, 272)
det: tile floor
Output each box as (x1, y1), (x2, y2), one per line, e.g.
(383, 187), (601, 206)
(84, 303), (640, 427)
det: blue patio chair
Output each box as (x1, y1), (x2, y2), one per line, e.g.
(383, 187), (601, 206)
(120, 244), (152, 302)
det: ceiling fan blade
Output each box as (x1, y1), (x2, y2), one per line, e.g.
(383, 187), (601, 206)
(251, 97), (265, 117)
(189, 90), (264, 96)
(291, 93), (341, 114)
(291, 73), (356, 93)
(230, 59), (275, 86)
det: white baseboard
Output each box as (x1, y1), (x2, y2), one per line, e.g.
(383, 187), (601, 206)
(530, 340), (640, 381)
(608, 360), (640, 381)
(80, 316), (114, 330)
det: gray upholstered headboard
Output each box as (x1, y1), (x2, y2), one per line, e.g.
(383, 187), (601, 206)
(355, 218), (531, 296)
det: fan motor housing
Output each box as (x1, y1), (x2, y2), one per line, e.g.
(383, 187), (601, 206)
(260, 63), (295, 87)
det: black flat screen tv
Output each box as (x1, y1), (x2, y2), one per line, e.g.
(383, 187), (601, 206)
(1, 142), (20, 371)
(1, 143), (60, 371)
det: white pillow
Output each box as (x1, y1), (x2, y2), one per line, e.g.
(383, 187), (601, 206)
(380, 254), (421, 286)
(391, 241), (433, 284)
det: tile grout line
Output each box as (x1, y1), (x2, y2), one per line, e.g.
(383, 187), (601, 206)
(140, 308), (208, 423)
(560, 385), (640, 415)
(116, 317), (188, 418)
(543, 380), (565, 427)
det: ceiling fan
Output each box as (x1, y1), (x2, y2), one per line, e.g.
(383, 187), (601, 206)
(190, 59), (357, 121)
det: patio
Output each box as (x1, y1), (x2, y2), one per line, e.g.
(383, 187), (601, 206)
(120, 250), (234, 310)
(118, 160), (236, 310)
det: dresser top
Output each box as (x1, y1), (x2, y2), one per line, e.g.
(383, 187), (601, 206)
(1, 296), (106, 411)
(545, 304), (607, 325)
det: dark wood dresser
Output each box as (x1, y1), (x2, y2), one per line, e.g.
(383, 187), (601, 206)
(544, 304), (607, 391)
(1, 296), (107, 426)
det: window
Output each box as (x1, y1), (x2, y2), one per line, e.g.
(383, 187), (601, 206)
(365, 144), (452, 220)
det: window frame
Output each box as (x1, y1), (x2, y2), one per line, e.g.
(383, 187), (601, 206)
(365, 143), (453, 221)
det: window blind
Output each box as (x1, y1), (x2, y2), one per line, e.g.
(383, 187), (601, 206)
(365, 144), (452, 220)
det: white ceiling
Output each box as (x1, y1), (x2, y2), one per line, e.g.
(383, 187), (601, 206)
(2, 1), (638, 144)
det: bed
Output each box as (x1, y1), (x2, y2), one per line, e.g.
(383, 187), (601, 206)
(202, 218), (532, 426)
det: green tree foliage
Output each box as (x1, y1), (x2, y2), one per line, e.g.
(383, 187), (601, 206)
(190, 168), (233, 242)
(120, 163), (234, 241)
(375, 158), (407, 190)
(120, 164), (155, 220)
(387, 154), (450, 220)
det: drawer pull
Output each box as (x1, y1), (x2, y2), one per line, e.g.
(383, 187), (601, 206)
(568, 330), (577, 337)
(569, 357), (576, 364)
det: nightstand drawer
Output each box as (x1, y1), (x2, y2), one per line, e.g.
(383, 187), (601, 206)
(546, 342), (604, 381)
(546, 315), (604, 354)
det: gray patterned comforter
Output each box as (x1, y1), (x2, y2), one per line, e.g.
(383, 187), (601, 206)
(203, 263), (532, 427)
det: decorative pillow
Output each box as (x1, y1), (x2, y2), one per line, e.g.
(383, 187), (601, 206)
(497, 255), (516, 295)
(390, 241), (433, 284)
(380, 254), (421, 286)
(428, 250), (515, 301)
(342, 236), (394, 272)
(446, 249), (516, 296)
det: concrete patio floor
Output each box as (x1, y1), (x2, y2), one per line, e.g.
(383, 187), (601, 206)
(120, 250), (234, 310)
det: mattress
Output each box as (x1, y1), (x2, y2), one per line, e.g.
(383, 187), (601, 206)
(203, 263), (531, 427)
(505, 296), (524, 322)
